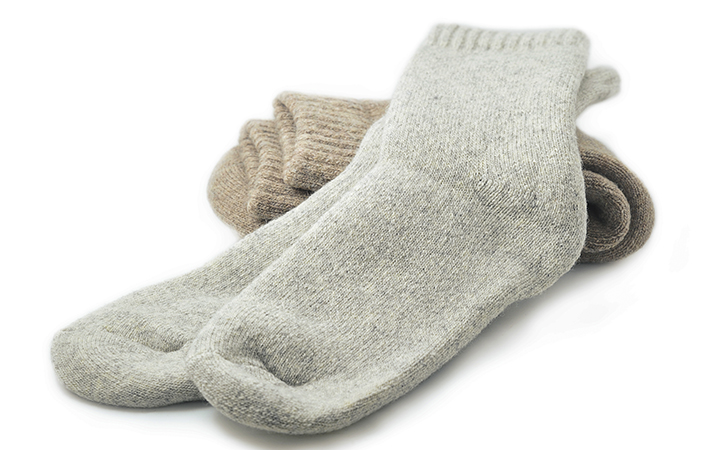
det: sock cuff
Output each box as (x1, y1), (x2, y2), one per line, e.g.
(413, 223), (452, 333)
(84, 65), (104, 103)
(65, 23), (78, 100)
(424, 24), (588, 52)
(241, 119), (311, 221)
(274, 92), (389, 190)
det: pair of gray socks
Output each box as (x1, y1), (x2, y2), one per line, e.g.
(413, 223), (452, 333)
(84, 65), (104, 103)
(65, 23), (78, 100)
(54, 25), (600, 433)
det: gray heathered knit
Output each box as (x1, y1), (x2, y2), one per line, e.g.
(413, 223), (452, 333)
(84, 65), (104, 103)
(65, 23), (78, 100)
(185, 25), (590, 434)
(50, 121), (386, 407)
(52, 26), (607, 413)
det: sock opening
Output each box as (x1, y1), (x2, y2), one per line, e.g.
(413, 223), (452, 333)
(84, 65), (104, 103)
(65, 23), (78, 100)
(583, 171), (631, 254)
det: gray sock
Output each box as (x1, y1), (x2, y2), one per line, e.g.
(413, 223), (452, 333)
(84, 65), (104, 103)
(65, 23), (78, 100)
(51, 47), (611, 409)
(186, 25), (590, 434)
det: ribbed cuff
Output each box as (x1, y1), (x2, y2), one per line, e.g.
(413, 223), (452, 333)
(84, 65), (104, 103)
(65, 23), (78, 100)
(242, 119), (310, 220)
(274, 92), (389, 190)
(424, 24), (588, 52)
(207, 128), (267, 236)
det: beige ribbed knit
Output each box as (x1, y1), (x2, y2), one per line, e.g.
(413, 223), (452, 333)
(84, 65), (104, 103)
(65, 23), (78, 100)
(210, 96), (389, 234)
(208, 119), (311, 228)
(274, 93), (389, 190)
(208, 124), (266, 234)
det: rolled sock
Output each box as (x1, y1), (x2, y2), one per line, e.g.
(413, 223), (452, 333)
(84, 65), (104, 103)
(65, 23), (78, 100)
(578, 129), (655, 262)
(186, 25), (590, 434)
(50, 119), (387, 407)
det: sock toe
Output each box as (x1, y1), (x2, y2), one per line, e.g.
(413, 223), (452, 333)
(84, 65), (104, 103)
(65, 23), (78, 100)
(186, 303), (357, 433)
(51, 324), (202, 407)
(51, 290), (227, 407)
(186, 350), (333, 434)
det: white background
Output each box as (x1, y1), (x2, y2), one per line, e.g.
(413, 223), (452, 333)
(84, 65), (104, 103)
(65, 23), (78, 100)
(1, 1), (712, 448)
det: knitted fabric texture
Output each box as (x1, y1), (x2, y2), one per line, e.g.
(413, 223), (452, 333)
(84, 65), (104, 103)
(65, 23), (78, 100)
(577, 129), (655, 262)
(186, 25), (590, 434)
(51, 118), (388, 407)
(209, 77), (653, 263)
(209, 119), (311, 223)
(210, 94), (389, 233)
(275, 93), (389, 190)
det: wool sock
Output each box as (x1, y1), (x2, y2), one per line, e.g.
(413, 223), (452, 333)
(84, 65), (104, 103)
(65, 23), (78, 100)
(185, 25), (591, 434)
(209, 71), (654, 262)
(51, 83), (624, 408)
(52, 28), (634, 410)
(50, 119), (387, 407)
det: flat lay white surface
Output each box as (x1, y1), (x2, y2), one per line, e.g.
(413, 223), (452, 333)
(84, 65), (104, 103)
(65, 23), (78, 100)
(1, 1), (712, 448)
